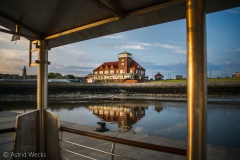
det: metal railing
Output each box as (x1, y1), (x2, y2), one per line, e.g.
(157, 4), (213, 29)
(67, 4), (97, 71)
(0, 127), (187, 159)
(60, 126), (186, 159)
(0, 127), (15, 134)
(63, 140), (132, 160)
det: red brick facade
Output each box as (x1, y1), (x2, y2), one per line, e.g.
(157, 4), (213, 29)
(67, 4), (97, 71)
(89, 51), (146, 81)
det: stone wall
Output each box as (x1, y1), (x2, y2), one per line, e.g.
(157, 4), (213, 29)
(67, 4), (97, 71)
(0, 81), (239, 100)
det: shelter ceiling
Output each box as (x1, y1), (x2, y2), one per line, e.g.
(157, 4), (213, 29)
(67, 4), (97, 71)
(0, 0), (239, 48)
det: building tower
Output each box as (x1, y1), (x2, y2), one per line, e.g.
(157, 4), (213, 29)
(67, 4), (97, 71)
(22, 66), (27, 79)
(118, 51), (133, 73)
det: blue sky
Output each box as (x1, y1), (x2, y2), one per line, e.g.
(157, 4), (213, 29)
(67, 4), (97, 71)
(0, 7), (239, 79)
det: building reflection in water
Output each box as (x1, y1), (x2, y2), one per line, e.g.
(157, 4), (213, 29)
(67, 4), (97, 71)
(88, 104), (163, 132)
(154, 106), (163, 114)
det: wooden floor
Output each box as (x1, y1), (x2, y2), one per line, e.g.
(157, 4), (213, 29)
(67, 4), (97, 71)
(0, 111), (240, 160)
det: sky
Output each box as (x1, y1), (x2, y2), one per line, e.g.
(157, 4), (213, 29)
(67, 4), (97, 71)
(0, 7), (239, 79)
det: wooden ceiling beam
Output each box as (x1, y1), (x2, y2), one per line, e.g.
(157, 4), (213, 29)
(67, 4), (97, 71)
(45, 17), (119, 40)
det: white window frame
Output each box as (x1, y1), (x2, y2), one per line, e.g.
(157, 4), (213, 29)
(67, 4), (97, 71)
(110, 70), (114, 74)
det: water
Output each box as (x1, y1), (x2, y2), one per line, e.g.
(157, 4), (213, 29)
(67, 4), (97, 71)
(1, 98), (240, 149)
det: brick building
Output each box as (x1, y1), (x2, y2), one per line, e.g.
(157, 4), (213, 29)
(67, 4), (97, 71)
(232, 72), (240, 78)
(88, 51), (146, 82)
(154, 72), (164, 80)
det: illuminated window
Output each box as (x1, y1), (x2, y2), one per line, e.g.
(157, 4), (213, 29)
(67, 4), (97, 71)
(110, 70), (114, 74)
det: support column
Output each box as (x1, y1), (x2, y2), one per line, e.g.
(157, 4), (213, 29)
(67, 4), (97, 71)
(37, 40), (48, 157)
(186, 0), (207, 159)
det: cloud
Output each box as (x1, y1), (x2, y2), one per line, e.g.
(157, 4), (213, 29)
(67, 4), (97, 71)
(64, 65), (94, 70)
(237, 48), (240, 51)
(100, 41), (151, 50)
(69, 50), (86, 56)
(0, 49), (35, 74)
(120, 42), (152, 49)
(0, 47), (93, 76)
(138, 61), (186, 72)
(138, 56), (152, 61)
(56, 45), (72, 50)
(168, 40), (185, 44)
(225, 61), (231, 65)
(100, 42), (119, 48)
(0, 33), (11, 43)
(136, 60), (188, 78)
(0, 48), (28, 59)
(120, 44), (145, 50)
(49, 62), (95, 76)
(130, 42), (152, 46)
(155, 43), (186, 54)
(207, 61), (240, 78)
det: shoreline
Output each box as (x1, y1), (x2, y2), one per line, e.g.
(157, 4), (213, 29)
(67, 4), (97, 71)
(0, 81), (240, 100)
(0, 95), (239, 105)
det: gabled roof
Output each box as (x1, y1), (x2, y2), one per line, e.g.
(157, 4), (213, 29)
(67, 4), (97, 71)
(94, 61), (118, 71)
(129, 60), (145, 70)
(102, 62), (118, 66)
(154, 72), (163, 77)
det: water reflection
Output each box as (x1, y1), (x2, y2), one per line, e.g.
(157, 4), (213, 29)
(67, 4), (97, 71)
(1, 99), (240, 149)
(88, 105), (150, 131)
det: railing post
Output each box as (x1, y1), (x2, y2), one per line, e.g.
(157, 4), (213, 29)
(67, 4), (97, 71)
(186, 0), (207, 159)
(111, 142), (115, 160)
(37, 40), (48, 158)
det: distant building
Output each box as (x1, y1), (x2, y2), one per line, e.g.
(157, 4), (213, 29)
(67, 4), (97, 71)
(22, 66), (27, 79)
(88, 51), (146, 82)
(176, 75), (183, 79)
(154, 72), (164, 80)
(232, 72), (240, 78)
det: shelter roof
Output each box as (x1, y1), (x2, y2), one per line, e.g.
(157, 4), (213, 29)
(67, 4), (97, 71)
(155, 72), (164, 77)
(0, 0), (239, 48)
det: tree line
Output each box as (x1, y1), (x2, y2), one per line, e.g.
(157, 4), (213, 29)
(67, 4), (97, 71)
(48, 72), (75, 79)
